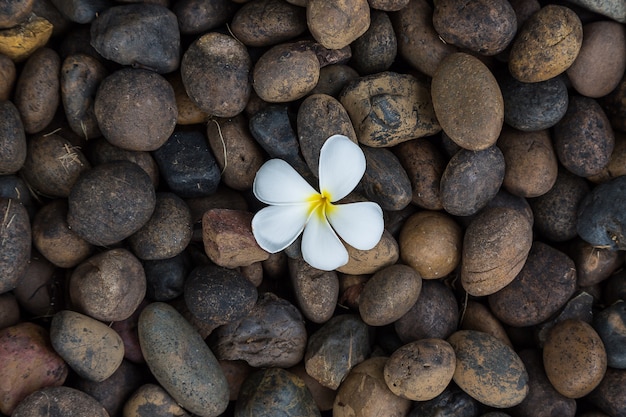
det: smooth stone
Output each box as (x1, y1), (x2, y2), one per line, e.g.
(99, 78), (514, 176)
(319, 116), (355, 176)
(0, 101), (26, 175)
(0, 16), (53, 62)
(124, 383), (190, 417)
(90, 4), (180, 74)
(337, 229), (399, 275)
(0, 198), (31, 294)
(50, 310), (124, 382)
(297, 94), (358, 175)
(143, 252), (191, 301)
(567, 21), (626, 98)
(511, 349), (577, 417)
(288, 257), (339, 324)
(72, 360), (146, 417)
(488, 242), (577, 327)
(498, 72), (568, 131)
(448, 330), (529, 408)
(431, 53), (504, 151)
(249, 105), (313, 180)
(359, 264), (422, 326)
(153, 130), (221, 198)
(184, 264), (257, 327)
(543, 319), (607, 398)
(351, 10), (397, 74)
(408, 385), (481, 417)
(360, 147), (412, 211)
(395, 279), (459, 343)
(235, 368), (321, 417)
(304, 314), (371, 390)
(0, 323), (68, 415)
(593, 301), (626, 368)
(12, 386), (108, 417)
(508, 5), (583, 83)
(0, 293), (19, 328)
(128, 192), (193, 260)
(536, 291), (595, 346)
(210, 293), (307, 368)
(553, 95), (614, 178)
(51, 0), (111, 23)
(110, 301), (147, 364)
(440, 146), (506, 217)
(587, 368), (626, 417)
(202, 208), (270, 268)
(566, 0), (626, 22)
(138, 302), (229, 417)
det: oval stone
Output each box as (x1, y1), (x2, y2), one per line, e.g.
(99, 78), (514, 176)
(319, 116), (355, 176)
(138, 302), (229, 417)
(448, 330), (529, 408)
(509, 5), (583, 83)
(235, 368), (321, 417)
(432, 53), (504, 151)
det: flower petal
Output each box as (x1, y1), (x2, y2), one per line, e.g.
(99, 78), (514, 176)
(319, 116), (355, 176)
(318, 135), (366, 202)
(252, 204), (309, 253)
(253, 159), (317, 205)
(327, 202), (384, 250)
(301, 213), (349, 271)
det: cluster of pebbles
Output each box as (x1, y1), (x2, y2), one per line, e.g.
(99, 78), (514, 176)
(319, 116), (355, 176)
(0, 0), (626, 416)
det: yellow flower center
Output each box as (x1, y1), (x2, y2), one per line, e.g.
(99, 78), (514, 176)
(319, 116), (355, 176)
(307, 190), (335, 221)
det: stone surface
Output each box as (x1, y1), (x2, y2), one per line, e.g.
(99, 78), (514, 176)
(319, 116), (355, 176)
(138, 302), (229, 417)
(202, 209), (270, 268)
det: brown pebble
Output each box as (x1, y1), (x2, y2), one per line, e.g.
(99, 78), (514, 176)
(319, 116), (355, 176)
(202, 208), (270, 268)
(509, 4), (583, 83)
(337, 229), (399, 275)
(543, 319), (607, 398)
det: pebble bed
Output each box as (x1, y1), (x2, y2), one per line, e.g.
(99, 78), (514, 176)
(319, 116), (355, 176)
(0, 0), (625, 417)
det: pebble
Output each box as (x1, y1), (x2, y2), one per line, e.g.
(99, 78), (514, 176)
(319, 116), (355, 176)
(359, 264), (422, 326)
(508, 5), (583, 83)
(448, 330), (529, 408)
(123, 383), (190, 417)
(593, 301), (626, 368)
(488, 241), (577, 327)
(0, 322), (68, 415)
(184, 264), (258, 327)
(11, 386), (108, 417)
(304, 314), (371, 390)
(50, 310), (124, 382)
(0, 16), (53, 62)
(340, 72), (440, 147)
(567, 21), (626, 98)
(138, 302), (229, 417)
(235, 368), (321, 417)
(202, 208), (270, 268)
(152, 130), (221, 198)
(432, 53), (504, 151)
(0, 198), (30, 294)
(566, 0), (626, 23)
(384, 338), (456, 401)
(288, 257), (338, 323)
(90, 4), (180, 74)
(543, 319), (607, 398)
(210, 292), (307, 368)
(498, 72), (568, 132)
(1, 0), (626, 414)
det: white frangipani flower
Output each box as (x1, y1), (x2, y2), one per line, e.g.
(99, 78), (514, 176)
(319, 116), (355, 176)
(252, 134), (384, 271)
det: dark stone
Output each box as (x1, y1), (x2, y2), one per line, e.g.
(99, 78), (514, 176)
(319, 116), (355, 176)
(593, 301), (626, 368)
(90, 4), (180, 73)
(153, 131), (221, 198)
(577, 175), (626, 250)
(51, 0), (112, 24)
(144, 252), (191, 301)
(360, 146), (412, 211)
(236, 368), (321, 417)
(408, 384), (483, 417)
(249, 105), (313, 180)
(184, 264), (257, 327)
(499, 71), (568, 131)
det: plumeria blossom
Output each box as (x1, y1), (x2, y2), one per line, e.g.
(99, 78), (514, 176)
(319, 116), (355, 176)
(252, 134), (384, 271)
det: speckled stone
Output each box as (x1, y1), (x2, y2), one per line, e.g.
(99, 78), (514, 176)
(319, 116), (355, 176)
(138, 302), (229, 417)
